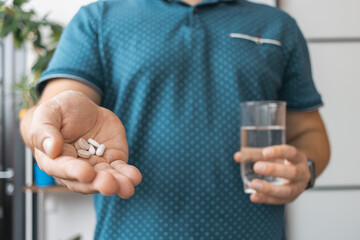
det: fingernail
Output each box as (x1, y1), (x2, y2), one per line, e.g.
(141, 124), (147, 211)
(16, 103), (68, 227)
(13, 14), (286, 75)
(253, 182), (262, 191)
(263, 148), (274, 157)
(254, 163), (265, 172)
(43, 138), (53, 157)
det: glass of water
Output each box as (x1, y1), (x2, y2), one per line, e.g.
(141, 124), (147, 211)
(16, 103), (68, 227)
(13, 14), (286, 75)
(240, 101), (286, 194)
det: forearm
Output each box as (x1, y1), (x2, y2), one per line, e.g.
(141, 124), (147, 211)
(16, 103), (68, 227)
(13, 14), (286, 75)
(288, 128), (330, 177)
(286, 111), (331, 177)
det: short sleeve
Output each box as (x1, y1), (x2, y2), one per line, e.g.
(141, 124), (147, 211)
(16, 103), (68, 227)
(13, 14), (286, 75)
(278, 19), (323, 112)
(36, 3), (104, 96)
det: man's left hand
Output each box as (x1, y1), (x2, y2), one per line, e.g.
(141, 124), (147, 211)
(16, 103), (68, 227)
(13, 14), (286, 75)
(234, 144), (311, 205)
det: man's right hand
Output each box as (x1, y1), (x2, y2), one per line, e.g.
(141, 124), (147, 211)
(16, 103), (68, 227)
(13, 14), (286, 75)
(26, 90), (142, 198)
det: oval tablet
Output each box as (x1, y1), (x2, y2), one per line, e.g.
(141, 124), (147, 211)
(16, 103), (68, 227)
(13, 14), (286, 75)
(74, 141), (81, 150)
(77, 138), (90, 150)
(96, 144), (105, 157)
(88, 138), (100, 148)
(77, 149), (92, 159)
(88, 144), (96, 155)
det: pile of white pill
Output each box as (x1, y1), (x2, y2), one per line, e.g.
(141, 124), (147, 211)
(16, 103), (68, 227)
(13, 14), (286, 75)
(75, 138), (105, 159)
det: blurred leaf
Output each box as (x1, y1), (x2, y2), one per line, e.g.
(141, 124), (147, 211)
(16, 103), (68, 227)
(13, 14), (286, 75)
(33, 30), (46, 49)
(13, 29), (24, 48)
(13, 0), (28, 7)
(13, 75), (37, 108)
(42, 12), (49, 21)
(2, 0), (63, 107)
(0, 11), (6, 19)
(29, 85), (38, 105)
(0, 13), (15, 38)
(20, 21), (39, 39)
(50, 24), (63, 42)
(34, 70), (41, 81)
(32, 49), (55, 73)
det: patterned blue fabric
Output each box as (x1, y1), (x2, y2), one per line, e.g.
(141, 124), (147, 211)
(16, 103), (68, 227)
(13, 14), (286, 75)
(38, 0), (323, 239)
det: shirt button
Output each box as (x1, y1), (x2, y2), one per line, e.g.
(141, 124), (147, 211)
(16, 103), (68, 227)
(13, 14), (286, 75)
(193, 7), (198, 13)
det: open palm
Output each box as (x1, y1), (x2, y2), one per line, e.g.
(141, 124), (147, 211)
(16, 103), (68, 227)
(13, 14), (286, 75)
(30, 91), (141, 198)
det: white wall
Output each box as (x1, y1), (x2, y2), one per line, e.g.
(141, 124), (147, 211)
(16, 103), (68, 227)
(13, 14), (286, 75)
(249, 0), (276, 6)
(44, 193), (96, 240)
(282, 0), (360, 239)
(26, 0), (96, 24)
(280, 0), (360, 38)
(25, 1), (97, 240)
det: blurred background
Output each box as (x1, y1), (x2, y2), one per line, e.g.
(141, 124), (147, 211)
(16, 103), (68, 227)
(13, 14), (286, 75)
(0, 0), (359, 239)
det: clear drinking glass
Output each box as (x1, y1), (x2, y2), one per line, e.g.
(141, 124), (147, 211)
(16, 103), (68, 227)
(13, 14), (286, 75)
(240, 101), (286, 194)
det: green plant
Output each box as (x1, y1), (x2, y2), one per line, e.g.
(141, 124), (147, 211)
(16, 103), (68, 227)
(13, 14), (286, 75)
(0, 0), (63, 107)
(70, 235), (81, 240)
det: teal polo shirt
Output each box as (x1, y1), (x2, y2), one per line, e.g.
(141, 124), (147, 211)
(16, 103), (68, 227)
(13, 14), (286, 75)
(38, 0), (323, 239)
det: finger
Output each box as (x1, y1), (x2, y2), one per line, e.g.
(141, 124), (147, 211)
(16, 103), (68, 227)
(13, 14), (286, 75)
(94, 162), (135, 198)
(250, 192), (288, 205)
(110, 160), (142, 186)
(250, 179), (293, 199)
(240, 147), (265, 162)
(112, 172), (135, 199)
(253, 161), (301, 181)
(56, 178), (97, 194)
(263, 145), (302, 163)
(59, 168), (127, 197)
(250, 190), (298, 205)
(29, 99), (64, 158)
(56, 170), (121, 196)
(233, 152), (241, 163)
(92, 171), (120, 196)
(35, 148), (96, 182)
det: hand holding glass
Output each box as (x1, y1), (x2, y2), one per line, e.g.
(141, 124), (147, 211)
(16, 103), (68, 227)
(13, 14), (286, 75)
(240, 101), (286, 194)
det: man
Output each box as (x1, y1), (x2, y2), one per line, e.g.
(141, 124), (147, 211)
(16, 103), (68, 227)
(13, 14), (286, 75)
(21, 0), (330, 239)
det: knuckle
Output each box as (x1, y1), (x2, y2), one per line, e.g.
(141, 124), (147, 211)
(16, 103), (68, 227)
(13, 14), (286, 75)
(290, 167), (298, 179)
(288, 145), (297, 158)
(268, 185), (279, 196)
(287, 187), (295, 198)
(28, 129), (38, 147)
(289, 186), (300, 200)
(273, 146), (282, 156)
(266, 164), (277, 176)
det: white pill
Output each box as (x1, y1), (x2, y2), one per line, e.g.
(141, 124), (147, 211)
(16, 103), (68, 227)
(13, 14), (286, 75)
(96, 144), (105, 156)
(77, 138), (90, 150)
(74, 141), (81, 150)
(87, 138), (100, 148)
(88, 144), (96, 155)
(77, 149), (92, 159)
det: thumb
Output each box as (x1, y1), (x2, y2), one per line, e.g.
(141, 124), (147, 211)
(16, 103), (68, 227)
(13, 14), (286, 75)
(29, 99), (64, 159)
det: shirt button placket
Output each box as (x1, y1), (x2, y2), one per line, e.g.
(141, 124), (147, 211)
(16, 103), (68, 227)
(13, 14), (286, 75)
(189, 7), (198, 27)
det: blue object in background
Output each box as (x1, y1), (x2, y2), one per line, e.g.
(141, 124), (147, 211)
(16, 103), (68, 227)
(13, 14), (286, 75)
(34, 163), (55, 187)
